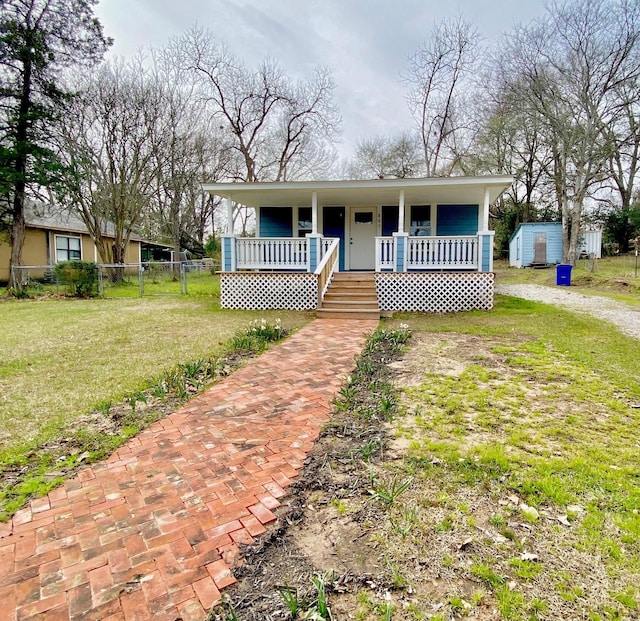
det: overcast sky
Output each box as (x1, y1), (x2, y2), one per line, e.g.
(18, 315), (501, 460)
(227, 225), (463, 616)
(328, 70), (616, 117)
(95, 0), (549, 159)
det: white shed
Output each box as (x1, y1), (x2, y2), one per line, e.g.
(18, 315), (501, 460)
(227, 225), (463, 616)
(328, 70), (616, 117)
(579, 230), (603, 258)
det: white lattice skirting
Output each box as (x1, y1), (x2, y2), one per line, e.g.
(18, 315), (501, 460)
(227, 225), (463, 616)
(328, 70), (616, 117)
(221, 272), (318, 310)
(375, 272), (495, 312)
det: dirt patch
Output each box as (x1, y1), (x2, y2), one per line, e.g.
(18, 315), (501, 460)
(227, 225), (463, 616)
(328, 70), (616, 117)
(210, 331), (639, 621)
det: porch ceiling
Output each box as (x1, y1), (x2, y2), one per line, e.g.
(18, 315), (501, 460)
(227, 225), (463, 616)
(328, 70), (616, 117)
(202, 176), (513, 207)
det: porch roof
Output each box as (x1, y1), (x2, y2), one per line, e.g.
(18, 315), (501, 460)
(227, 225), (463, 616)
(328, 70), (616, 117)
(202, 176), (513, 207)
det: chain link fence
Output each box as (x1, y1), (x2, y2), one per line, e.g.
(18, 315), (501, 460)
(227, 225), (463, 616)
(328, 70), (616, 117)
(11, 260), (217, 298)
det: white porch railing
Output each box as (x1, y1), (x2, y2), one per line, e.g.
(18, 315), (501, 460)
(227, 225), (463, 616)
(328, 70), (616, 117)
(375, 235), (480, 271)
(408, 236), (478, 268)
(315, 237), (339, 307)
(236, 237), (308, 270)
(320, 237), (334, 260)
(375, 237), (395, 271)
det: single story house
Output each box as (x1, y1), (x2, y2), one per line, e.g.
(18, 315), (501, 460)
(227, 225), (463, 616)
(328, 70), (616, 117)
(509, 222), (602, 268)
(203, 175), (513, 314)
(0, 205), (170, 283)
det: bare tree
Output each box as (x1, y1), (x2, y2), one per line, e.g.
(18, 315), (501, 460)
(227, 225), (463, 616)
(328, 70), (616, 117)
(177, 25), (341, 183)
(471, 68), (552, 223)
(346, 133), (423, 179)
(405, 15), (480, 176)
(145, 48), (231, 266)
(501, 0), (640, 264)
(602, 4), (640, 213)
(58, 58), (163, 266)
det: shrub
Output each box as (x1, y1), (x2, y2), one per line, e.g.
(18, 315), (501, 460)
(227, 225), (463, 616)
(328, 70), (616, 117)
(54, 261), (99, 298)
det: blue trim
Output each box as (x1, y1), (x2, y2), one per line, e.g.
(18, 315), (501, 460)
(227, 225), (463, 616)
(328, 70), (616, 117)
(395, 235), (406, 272)
(309, 237), (318, 271)
(482, 235), (491, 271)
(223, 237), (232, 271)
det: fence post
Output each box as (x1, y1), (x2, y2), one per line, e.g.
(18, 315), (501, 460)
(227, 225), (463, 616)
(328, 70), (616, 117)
(139, 265), (144, 297)
(180, 263), (187, 295)
(97, 266), (104, 297)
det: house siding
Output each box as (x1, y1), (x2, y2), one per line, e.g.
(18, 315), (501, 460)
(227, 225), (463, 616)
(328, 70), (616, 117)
(1, 229), (50, 282)
(259, 207), (293, 237)
(436, 205), (478, 236)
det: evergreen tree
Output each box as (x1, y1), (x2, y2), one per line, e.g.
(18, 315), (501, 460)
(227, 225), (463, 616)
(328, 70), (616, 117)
(0, 0), (111, 289)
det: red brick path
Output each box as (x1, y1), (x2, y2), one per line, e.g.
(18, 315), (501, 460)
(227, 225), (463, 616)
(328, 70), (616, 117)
(0, 319), (377, 621)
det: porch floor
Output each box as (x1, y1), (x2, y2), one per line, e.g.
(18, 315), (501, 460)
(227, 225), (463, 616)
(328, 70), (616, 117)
(1, 319), (377, 621)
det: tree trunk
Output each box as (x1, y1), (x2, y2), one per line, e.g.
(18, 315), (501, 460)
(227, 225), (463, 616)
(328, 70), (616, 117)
(7, 53), (32, 292)
(8, 201), (26, 290)
(561, 197), (583, 266)
(172, 205), (181, 279)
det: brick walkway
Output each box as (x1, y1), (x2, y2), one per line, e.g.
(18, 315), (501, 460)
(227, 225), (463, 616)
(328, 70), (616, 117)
(0, 318), (377, 621)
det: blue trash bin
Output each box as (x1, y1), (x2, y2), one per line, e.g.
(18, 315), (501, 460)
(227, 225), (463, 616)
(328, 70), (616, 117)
(556, 264), (572, 286)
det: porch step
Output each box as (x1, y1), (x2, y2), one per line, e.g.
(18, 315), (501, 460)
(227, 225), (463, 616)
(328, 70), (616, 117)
(316, 308), (381, 320)
(321, 299), (378, 309)
(317, 271), (380, 320)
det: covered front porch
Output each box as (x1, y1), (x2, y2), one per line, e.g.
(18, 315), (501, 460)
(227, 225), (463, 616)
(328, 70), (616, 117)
(203, 176), (512, 313)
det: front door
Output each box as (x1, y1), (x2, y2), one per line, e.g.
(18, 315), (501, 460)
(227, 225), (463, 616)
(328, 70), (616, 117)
(323, 206), (346, 271)
(350, 207), (377, 270)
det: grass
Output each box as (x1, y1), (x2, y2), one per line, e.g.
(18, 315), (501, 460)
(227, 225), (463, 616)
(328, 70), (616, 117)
(0, 281), (313, 466)
(361, 295), (640, 619)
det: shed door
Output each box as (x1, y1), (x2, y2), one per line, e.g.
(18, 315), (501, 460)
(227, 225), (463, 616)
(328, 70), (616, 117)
(533, 233), (547, 264)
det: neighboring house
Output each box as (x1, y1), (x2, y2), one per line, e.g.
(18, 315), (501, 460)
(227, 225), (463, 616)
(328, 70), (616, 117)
(0, 205), (169, 283)
(509, 222), (602, 268)
(203, 175), (513, 314)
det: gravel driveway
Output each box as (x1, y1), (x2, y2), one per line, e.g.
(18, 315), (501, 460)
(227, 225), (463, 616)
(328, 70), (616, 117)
(495, 284), (640, 341)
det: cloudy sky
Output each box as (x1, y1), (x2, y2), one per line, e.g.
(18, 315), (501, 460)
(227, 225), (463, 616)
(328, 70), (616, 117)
(95, 0), (549, 158)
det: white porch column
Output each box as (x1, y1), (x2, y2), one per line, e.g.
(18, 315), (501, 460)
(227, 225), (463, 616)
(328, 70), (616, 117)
(394, 191), (408, 272)
(222, 197), (237, 272)
(311, 191), (318, 235)
(482, 187), (490, 231)
(398, 190), (405, 233)
(478, 187), (494, 273)
(226, 197), (234, 234)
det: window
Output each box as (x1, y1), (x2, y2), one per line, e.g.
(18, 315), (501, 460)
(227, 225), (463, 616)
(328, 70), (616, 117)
(354, 211), (374, 224)
(410, 205), (431, 236)
(55, 235), (82, 262)
(298, 207), (312, 237)
(381, 205), (398, 235)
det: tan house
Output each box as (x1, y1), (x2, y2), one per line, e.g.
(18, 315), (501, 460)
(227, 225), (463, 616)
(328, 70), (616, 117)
(0, 206), (160, 284)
